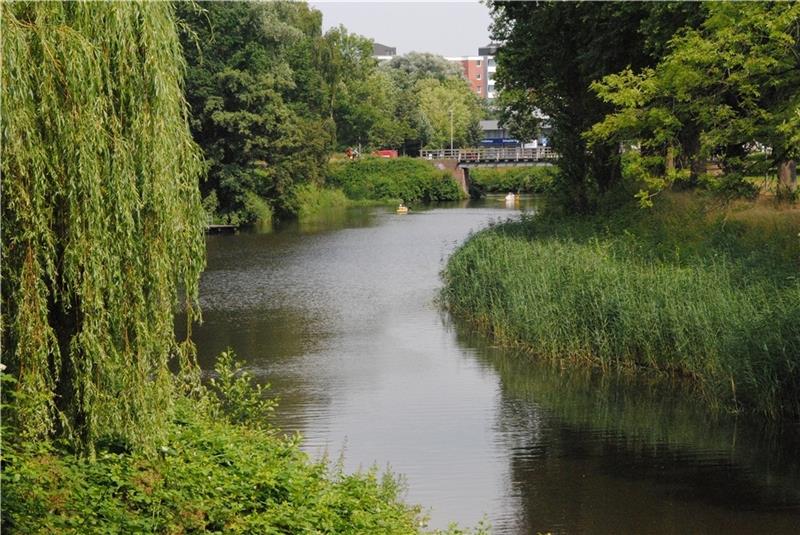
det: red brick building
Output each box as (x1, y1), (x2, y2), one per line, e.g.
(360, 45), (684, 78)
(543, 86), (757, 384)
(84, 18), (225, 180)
(446, 56), (485, 97)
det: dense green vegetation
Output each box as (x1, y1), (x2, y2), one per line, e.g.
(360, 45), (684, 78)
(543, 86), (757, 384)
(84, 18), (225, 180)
(1, 4), (480, 532)
(2, 355), (440, 534)
(291, 182), (350, 220)
(178, 4), (480, 224)
(443, 194), (800, 418)
(177, 1), (333, 223)
(469, 166), (557, 195)
(328, 157), (464, 203)
(490, 1), (798, 211)
(2, 0), (205, 453)
(453, 1), (800, 422)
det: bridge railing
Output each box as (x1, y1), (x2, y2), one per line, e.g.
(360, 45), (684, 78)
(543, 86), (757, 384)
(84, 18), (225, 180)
(420, 147), (557, 162)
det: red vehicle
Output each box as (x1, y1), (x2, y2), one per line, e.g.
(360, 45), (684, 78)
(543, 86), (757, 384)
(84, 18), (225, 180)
(373, 149), (398, 159)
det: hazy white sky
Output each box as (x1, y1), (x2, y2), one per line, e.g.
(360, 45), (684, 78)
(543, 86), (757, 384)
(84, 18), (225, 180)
(308, 1), (493, 57)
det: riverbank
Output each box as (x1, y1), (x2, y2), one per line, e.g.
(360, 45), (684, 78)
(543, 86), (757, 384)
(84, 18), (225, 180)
(1, 358), (485, 535)
(442, 193), (800, 419)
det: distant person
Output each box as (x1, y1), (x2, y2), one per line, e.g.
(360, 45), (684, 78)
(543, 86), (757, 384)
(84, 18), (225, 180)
(345, 147), (353, 160)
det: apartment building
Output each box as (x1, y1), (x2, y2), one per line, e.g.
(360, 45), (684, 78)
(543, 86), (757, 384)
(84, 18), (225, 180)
(372, 42), (396, 63)
(447, 44), (499, 101)
(477, 44), (498, 100)
(444, 56), (485, 97)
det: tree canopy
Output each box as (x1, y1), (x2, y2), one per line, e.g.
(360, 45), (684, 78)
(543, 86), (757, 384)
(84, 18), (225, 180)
(588, 2), (800, 203)
(489, 1), (705, 211)
(2, 1), (205, 453)
(177, 1), (331, 223)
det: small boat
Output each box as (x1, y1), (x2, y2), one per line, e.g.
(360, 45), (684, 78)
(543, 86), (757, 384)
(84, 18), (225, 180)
(396, 203), (409, 214)
(504, 192), (516, 202)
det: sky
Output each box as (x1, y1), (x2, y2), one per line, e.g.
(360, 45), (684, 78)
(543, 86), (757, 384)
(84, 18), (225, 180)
(308, 1), (493, 57)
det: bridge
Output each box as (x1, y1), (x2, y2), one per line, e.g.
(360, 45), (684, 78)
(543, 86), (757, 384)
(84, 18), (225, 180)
(420, 147), (558, 194)
(420, 146), (557, 165)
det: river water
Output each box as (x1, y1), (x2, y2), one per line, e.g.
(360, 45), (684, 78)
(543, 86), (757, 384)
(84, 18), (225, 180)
(188, 198), (800, 533)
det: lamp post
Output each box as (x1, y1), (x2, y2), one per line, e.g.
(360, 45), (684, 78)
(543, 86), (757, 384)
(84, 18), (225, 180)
(449, 107), (454, 153)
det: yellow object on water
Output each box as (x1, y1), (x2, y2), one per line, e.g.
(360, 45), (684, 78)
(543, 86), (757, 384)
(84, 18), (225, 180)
(396, 204), (409, 214)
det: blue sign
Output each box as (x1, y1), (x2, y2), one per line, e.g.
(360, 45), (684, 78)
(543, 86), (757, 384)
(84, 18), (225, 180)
(480, 138), (519, 146)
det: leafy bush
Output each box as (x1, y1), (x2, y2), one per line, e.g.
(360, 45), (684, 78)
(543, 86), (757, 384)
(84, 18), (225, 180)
(1, 400), (422, 534)
(2, 348), (494, 534)
(327, 156), (464, 203)
(469, 165), (557, 195)
(208, 350), (276, 428)
(292, 183), (350, 219)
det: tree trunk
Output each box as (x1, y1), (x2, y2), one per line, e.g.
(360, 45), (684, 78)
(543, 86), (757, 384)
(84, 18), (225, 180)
(665, 145), (675, 174)
(778, 160), (797, 193)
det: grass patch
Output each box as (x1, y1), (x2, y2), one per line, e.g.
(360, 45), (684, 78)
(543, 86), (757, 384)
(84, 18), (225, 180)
(442, 193), (800, 418)
(327, 156), (464, 204)
(469, 166), (557, 195)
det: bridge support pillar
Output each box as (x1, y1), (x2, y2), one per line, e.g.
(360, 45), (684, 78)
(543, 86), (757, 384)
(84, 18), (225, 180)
(457, 166), (470, 196)
(431, 159), (469, 196)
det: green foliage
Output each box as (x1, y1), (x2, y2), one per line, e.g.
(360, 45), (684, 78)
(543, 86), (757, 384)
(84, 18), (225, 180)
(327, 157), (464, 203)
(380, 52), (465, 89)
(208, 350), (276, 428)
(292, 182), (350, 220)
(490, 1), (706, 211)
(177, 1), (332, 222)
(1, 2), (205, 452)
(416, 78), (483, 149)
(241, 191), (275, 227)
(589, 2), (800, 199)
(442, 194), (800, 418)
(469, 166), (557, 195)
(380, 53), (479, 154)
(320, 26), (405, 150)
(1, 396), (424, 534)
(495, 89), (542, 143)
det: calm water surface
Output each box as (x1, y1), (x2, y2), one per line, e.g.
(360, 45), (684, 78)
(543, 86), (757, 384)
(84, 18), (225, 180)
(188, 197), (800, 533)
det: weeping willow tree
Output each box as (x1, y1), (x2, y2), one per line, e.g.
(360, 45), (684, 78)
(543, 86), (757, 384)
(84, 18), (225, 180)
(1, 2), (205, 454)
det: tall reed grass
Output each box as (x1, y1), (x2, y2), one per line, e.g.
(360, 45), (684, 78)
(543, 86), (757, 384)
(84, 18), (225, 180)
(443, 196), (800, 418)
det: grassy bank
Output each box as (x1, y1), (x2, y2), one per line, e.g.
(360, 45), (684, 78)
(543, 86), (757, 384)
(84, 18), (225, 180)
(469, 166), (557, 195)
(442, 194), (800, 418)
(2, 356), (486, 534)
(327, 156), (464, 203)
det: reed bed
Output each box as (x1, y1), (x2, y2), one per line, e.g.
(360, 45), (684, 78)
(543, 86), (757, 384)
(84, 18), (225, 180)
(443, 200), (800, 418)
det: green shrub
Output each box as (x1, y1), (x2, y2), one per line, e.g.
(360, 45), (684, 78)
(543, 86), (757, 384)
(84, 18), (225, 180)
(242, 190), (275, 225)
(1, 401), (422, 534)
(442, 195), (800, 418)
(292, 183), (350, 219)
(2, 355), (489, 534)
(327, 157), (464, 203)
(208, 350), (276, 428)
(469, 165), (557, 195)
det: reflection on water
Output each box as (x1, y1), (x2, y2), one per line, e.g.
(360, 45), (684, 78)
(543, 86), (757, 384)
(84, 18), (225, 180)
(454, 326), (800, 533)
(183, 196), (800, 533)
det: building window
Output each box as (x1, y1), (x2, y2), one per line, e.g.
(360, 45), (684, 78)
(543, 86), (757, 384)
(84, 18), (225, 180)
(476, 73), (481, 80)
(476, 60), (481, 67)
